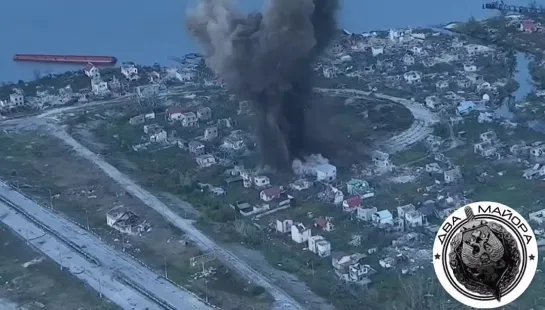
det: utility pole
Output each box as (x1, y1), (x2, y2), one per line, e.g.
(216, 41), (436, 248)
(121, 233), (125, 252)
(163, 254), (168, 279)
(205, 280), (209, 303)
(47, 188), (53, 209)
(26, 229), (30, 245)
(84, 209), (90, 230)
(59, 251), (63, 270)
(98, 278), (103, 299)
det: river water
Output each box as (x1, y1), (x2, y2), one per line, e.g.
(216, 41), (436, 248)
(513, 52), (534, 100)
(0, 0), (539, 82)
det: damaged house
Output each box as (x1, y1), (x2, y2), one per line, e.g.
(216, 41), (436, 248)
(106, 206), (148, 235)
(332, 252), (373, 285)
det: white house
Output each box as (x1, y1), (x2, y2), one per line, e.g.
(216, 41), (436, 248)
(357, 207), (377, 221)
(254, 175), (270, 188)
(180, 112), (198, 127)
(166, 107), (184, 121)
(197, 107), (212, 121)
(148, 127), (167, 143)
(91, 80), (108, 95)
(425, 96), (440, 109)
(315, 163), (337, 182)
(397, 204), (416, 219)
(9, 93), (24, 106)
(463, 64), (477, 72)
(403, 71), (421, 84)
(332, 252), (368, 282)
(222, 136), (245, 150)
(480, 130), (497, 143)
(372, 210), (393, 225)
(291, 223), (311, 243)
(457, 101), (476, 115)
(436, 80), (449, 90)
(203, 126), (218, 140)
(371, 46), (384, 56)
(322, 67), (338, 78)
(196, 154), (216, 168)
(308, 236), (331, 257)
(402, 54), (415, 66)
(106, 206), (142, 235)
(405, 210), (426, 227)
(444, 167), (462, 183)
(84, 63), (100, 79)
(465, 44), (493, 56)
(121, 63), (138, 79)
(411, 46), (424, 55)
(176, 69), (195, 82)
(260, 186), (281, 202)
(276, 219), (293, 233)
(529, 209), (545, 224)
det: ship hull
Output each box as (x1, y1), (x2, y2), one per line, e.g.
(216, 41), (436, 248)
(13, 54), (117, 65)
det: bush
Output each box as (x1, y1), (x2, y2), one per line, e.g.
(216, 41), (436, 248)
(432, 122), (450, 138)
(250, 285), (265, 296)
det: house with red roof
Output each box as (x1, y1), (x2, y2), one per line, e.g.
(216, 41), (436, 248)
(314, 216), (335, 232)
(84, 63), (100, 79)
(342, 196), (361, 212)
(519, 20), (537, 33)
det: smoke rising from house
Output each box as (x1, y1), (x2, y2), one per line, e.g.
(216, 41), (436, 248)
(186, 0), (339, 170)
(291, 154), (329, 176)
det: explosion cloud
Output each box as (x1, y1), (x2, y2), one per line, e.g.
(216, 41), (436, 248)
(186, 0), (340, 170)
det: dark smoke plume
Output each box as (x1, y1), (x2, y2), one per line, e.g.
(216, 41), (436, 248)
(186, 0), (339, 170)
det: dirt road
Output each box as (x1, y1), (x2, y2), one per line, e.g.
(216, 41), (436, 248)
(49, 126), (306, 310)
(315, 87), (439, 153)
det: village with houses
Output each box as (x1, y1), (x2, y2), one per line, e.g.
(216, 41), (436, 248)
(2, 11), (545, 309)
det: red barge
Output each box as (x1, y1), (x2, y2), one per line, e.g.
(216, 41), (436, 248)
(13, 54), (117, 65)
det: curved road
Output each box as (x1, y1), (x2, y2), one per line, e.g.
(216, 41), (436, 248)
(315, 87), (439, 153)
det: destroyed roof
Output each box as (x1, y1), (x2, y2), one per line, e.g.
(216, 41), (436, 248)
(375, 209), (392, 219)
(344, 196), (361, 208)
(166, 106), (184, 115)
(315, 216), (327, 228)
(262, 186), (281, 197)
(107, 206), (140, 226)
(84, 62), (95, 71)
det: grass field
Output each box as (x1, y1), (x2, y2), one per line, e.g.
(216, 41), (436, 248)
(0, 131), (272, 310)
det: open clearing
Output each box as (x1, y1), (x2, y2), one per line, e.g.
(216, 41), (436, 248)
(0, 223), (118, 310)
(0, 130), (273, 310)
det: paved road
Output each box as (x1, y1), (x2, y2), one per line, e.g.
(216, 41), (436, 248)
(49, 127), (306, 310)
(0, 181), (213, 310)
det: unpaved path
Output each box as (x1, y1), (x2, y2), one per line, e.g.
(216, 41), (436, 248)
(48, 126), (307, 310)
(315, 87), (439, 153)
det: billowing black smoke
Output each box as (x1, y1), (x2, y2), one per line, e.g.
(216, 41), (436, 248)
(186, 0), (339, 170)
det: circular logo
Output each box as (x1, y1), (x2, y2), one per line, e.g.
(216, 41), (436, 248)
(433, 201), (538, 309)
